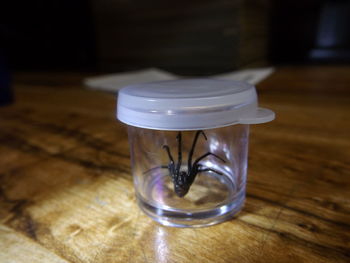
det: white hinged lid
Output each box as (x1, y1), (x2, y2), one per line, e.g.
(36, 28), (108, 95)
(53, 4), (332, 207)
(117, 79), (274, 130)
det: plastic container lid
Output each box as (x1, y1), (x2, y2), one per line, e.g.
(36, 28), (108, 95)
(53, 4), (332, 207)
(117, 78), (275, 130)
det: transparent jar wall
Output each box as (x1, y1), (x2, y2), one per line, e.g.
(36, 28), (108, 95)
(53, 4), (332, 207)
(127, 125), (250, 227)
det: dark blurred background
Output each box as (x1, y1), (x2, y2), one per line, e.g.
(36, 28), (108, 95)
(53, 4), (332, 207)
(1, 0), (350, 76)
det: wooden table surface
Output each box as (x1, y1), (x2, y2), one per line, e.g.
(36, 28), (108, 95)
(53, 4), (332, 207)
(0, 66), (349, 263)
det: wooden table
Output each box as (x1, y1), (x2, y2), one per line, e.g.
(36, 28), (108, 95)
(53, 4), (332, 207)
(0, 67), (349, 262)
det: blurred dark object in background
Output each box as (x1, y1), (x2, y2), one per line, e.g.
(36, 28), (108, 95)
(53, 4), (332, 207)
(310, 0), (350, 62)
(270, 0), (350, 64)
(0, 0), (96, 71)
(1, 0), (349, 75)
(0, 0), (270, 75)
(0, 53), (13, 106)
(91, 0), (270, 75)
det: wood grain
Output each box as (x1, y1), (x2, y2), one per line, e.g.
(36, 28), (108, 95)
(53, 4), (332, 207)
(0, 66), (350, 262)
(0, 225), (68, 263)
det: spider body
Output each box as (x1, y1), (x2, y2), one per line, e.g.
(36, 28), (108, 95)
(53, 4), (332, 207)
(145, 130), (225, 197)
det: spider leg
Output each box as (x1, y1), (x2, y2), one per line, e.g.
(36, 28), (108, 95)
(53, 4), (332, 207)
(176, 132), (182, 174)
(187, 164), (223, 186)
(193, 152), (226, 167)
(162, 145), (174, 163)
(188, 130), (207, 171)
(162, 144), (176, 176)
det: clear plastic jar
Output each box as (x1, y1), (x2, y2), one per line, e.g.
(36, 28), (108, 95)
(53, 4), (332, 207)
(117, 79), (274, 227)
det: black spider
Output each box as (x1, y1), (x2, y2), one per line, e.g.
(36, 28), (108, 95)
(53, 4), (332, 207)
(145, 130), (225, 197)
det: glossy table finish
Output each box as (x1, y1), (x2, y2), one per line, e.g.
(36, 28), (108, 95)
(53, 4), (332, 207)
(0, 67), (349, 262)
